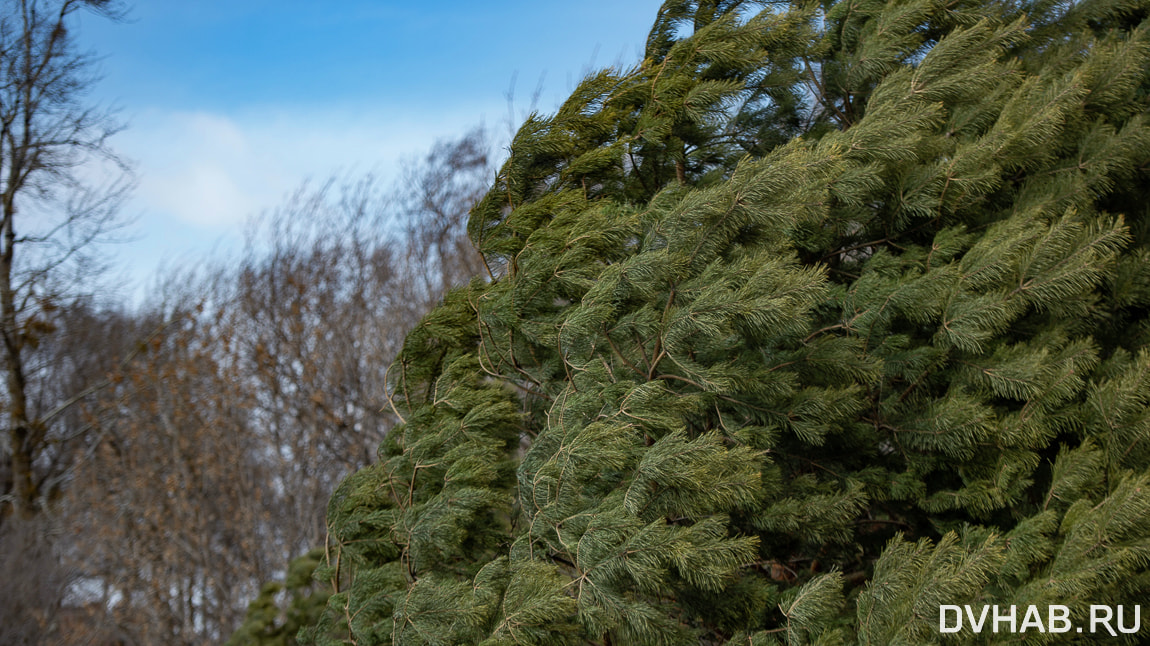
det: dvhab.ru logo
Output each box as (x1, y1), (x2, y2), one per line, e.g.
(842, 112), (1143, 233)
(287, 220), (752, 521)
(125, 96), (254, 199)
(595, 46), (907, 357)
(939, 605), (1141, 636)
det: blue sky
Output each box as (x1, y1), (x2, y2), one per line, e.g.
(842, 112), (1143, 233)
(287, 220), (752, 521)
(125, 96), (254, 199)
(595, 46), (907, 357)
(73, 1), (664, 297)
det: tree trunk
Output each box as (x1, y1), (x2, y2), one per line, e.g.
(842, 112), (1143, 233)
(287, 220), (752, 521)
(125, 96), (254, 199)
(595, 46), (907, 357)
(0, 193), (33, 518)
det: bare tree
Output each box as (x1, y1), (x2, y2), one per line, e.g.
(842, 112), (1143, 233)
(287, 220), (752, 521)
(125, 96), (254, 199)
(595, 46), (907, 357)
(224, 130), (493, 557)
(0, 4), (135, 640)
(0, 513), (75, 645)
(60, 129), (493, 644)
(67, 301), (273, 645)
(231, 177), (403, 556)
(399, 126), (492, 293)
(0, 0), (132, 520)
(0, 298), (139, 645)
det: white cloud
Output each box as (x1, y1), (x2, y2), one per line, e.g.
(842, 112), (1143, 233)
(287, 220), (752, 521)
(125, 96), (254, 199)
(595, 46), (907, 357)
(149, 162), (255, 228)
(114, 104), (495, 231)
(100, 103), (500, 299)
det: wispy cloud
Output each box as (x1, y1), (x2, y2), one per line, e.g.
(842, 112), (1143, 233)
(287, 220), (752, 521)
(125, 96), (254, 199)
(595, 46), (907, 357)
(115, 105), (494, 231)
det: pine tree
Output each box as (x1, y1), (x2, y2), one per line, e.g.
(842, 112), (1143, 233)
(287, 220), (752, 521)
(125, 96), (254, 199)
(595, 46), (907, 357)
(228, 550), (332, 646)
(298, 0), (1150, 643)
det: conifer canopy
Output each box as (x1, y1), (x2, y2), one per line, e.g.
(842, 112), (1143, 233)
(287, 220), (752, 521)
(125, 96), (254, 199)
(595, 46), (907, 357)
(300, 0), (1150, 643)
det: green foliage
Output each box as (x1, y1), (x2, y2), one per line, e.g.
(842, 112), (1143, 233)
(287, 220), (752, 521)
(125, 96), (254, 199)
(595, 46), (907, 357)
(299, 0), (1150, 643)
(228, 549), (331, 646)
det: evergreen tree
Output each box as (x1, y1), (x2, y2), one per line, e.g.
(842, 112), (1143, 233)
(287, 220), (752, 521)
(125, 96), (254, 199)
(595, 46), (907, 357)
(299, 0), (1150, 643)
(228, 550), (332, 646)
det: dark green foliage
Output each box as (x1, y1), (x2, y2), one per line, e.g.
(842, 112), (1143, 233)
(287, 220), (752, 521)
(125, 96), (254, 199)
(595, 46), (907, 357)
(228, 549), (331, 646)
(301, 0), (1150, 643)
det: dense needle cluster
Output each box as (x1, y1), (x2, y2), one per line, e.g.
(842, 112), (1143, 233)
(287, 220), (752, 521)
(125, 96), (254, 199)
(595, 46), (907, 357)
(239, 0), (1150, 643)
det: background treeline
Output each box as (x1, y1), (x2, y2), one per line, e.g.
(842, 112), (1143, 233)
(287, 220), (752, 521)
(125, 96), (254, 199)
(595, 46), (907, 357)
(0, 126), (492, 645)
